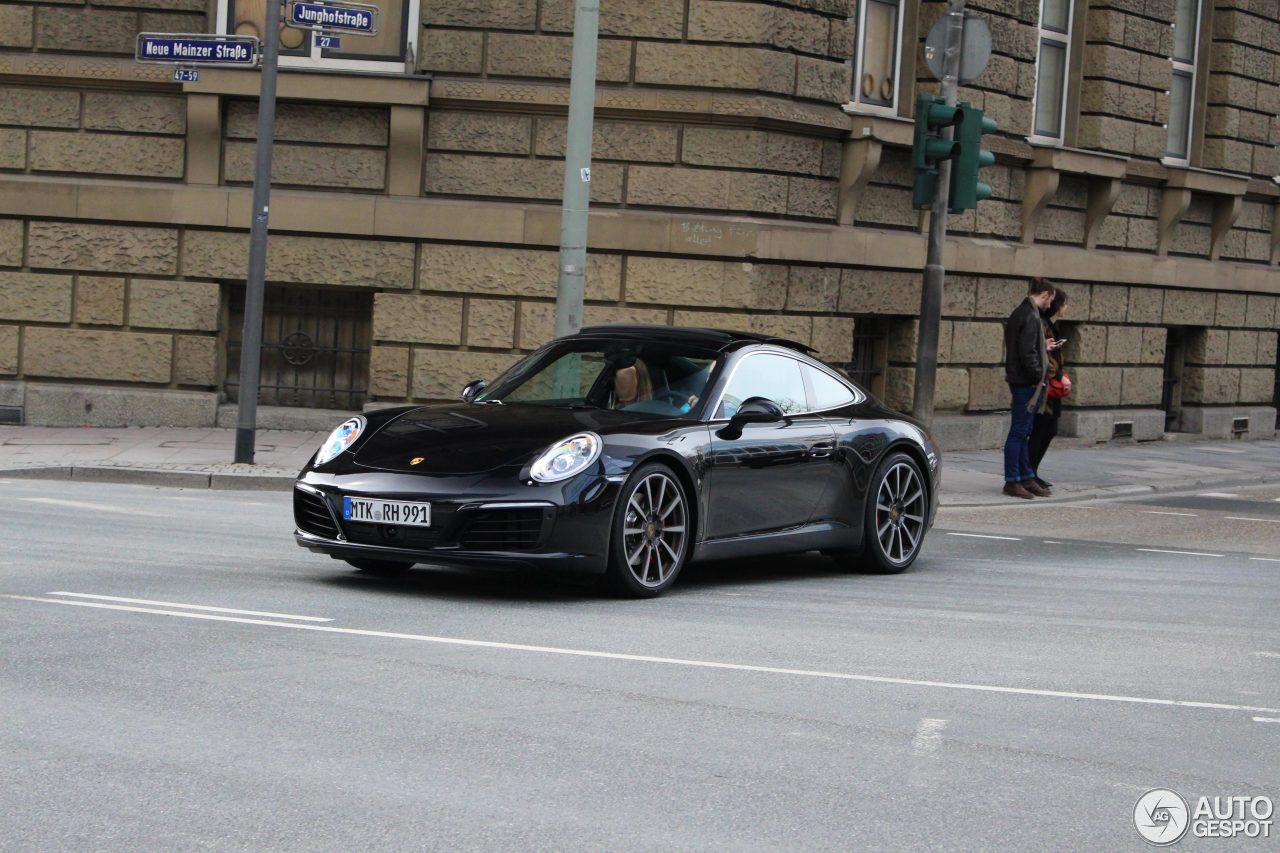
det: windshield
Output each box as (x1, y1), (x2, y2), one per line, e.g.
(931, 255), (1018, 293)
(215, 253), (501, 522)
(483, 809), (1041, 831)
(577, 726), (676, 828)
(477, 339), (719, 417)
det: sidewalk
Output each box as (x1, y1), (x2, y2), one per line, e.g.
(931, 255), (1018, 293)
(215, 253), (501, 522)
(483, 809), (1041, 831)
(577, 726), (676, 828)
(0, 425), (1276, 506)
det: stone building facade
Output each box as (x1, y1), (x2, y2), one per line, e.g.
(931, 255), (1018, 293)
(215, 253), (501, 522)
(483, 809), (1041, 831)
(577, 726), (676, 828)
(0, 0), (1276, 446)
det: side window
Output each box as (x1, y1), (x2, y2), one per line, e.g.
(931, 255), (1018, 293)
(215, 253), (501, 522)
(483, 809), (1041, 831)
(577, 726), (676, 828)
(805, 366), (857, 410)
(716, 355), (807, 418)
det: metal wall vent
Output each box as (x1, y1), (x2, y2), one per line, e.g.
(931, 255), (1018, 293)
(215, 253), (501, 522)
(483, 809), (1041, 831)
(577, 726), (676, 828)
(1232, 416), (1249, 434)
(1112, 421), (1133, 439)
(0, 406), (22, 425)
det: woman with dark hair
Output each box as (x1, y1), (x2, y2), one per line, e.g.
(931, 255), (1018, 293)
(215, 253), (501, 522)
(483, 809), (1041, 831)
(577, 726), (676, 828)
(1029, 287), (1069, 490)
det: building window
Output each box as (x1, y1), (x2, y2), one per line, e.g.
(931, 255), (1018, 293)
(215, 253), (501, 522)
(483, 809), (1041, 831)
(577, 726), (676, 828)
(846, 0), (904, 115)
(1167, 0), (1202, 162)
(219, 0), (417, 72)
(1031, 0), (1073, 142)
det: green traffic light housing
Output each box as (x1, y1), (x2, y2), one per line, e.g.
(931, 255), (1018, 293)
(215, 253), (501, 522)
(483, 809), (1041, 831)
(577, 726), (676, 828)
(911, 94), (963, 209)
(949, 103), (998, 212)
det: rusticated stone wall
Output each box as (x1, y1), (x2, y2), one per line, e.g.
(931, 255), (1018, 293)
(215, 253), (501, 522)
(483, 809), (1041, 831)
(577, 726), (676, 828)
(1204, 2), (1280, 175)
(4, 1), (205, 55)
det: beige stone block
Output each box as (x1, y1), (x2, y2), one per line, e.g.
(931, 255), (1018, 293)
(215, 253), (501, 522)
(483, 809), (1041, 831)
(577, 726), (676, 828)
(628, 165), (729, 210)
(585, 304), (671, 330)
(421, 245), (555, 299)
(430, 112), (531, 155)
(1239, 368), (1276, 404)
(518, 301), (554, 350)
(626, 257), (723, 308)
(722, 263), (787, 311)
(0, 324), (16, 375)
(173, 335), (217, 387)
(421, 0), (536, 29)
(1259, 331), (1278, 365)
(0, 5), (33, 48)
(425, 154), (623, 204)
(183, 231), (413, 289)
(840, 268), (923, 316)
(727, 172), (789, 215)
(224, 141), (385, 190)
(540, 0), (684, 38)
(1070, 366), (1122, 407)
(128, 280), (219, 332)
(786, 267), (840, 311)
(1084, 284), (1126, 322)
(486, 33), (631, 82)
(811, 316), (854, 363)
(24, 327), (171, 383)
(934, 368), (970, 412)
(1245, 294), (1277, 329)
(373, 293), (463, 345)
(883, 365), (914, 412)
(796, 57), (850, 103)
(671, 309), (750, 332)
(967, 367), (1007, 412)
(1106, 326), (1144, 364)
(854, 185), (918, 229)
(1186, 329), (1229, 365)
(973, 277), (1026, 318)
(0, 129), (24, 169)
(137, 11), (205, 34)
(1140, 327), (1167, 365)
(942, 275), (977, 317)
(587, 254), (623, 302)
(370, 346), (410, 398)
(0, 272), (72, 322)
(0, 85), (79, 129)
(1227, 330), (1260, 365)
(227, 101), (389, 146)
(1036, 207), (1085, 244)
(1122, 288), (1162, 325)
(948, 321), (1003, 364)
(83, 93), (186, 135)
(888, 319), (952, 364)
(1121, 367), (1163, 406)
(29, 222), (177, 276)
(465, 299), (516, 348)
(30, 132), (185, 180)
(1169, 222), (1211, 257)
(1068, 324), (1108, 365)
(412, 349), (520, 400)
(635, 43), (795, 95)
(0, 220), (20, 268)
(1181, 366), (1240, 404)
(1214, 292), (1247, 327)
(1162, 288), (1217, 326)
(419, 28), (484, 73)
(75, 276), (124, 326)
(536, 119), (678, 163)
(36, 7), (135, 54)
(788, 177), (837, 219)
(687, 0), (767, 44)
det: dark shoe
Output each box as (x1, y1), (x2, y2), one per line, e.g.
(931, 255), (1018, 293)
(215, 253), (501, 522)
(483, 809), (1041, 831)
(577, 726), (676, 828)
(1034, 477), (1053, 489)
(1003, 482), (1034, 499)
(1021, 479), (1051, 497)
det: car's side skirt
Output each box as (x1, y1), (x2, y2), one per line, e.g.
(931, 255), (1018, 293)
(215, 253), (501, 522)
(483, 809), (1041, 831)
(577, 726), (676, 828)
(693, 521), (857, 563)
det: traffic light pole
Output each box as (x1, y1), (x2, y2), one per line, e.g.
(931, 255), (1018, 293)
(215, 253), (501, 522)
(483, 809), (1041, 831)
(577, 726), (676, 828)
(912, 0), (966, 428)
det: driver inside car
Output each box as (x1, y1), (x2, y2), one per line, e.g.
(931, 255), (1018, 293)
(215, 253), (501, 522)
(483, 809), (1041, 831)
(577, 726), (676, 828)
(612, 360), (652, 409)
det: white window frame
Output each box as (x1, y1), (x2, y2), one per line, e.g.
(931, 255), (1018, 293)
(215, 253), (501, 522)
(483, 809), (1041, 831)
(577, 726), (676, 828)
(842, 0), (906, 118)
(1164, 0), (1202, 166)
(1028, 0), (1074, 145)
(216, 0), (419, 74)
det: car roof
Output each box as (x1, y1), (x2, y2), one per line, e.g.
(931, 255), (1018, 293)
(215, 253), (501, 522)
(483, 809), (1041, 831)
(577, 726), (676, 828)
(574, 324), (815, 354)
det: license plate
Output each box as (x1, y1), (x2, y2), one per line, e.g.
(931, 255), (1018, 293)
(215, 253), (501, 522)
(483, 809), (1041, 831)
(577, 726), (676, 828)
(342, 497), (431, 527)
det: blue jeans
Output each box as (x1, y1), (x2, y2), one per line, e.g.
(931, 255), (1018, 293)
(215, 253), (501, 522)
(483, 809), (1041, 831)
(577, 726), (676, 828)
(1004, 383), (1038, 483)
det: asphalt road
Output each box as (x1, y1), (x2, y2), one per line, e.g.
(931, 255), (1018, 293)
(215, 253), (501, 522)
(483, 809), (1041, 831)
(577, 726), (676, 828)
(2, 478), (1277, 851)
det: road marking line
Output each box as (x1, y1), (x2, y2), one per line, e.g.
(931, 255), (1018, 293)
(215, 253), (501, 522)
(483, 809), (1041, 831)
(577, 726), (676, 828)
(1141, 510), (1198, 517)
(911, 718), (948, 755)
(1043, 540), (1064, 544)
(1248, 557), (1280, 563)
(3, 594), (1278, 717)
(45, 592), (333, 622)
(1253, 717), (1280, 724)
(945, 532), (1021, 541)
(1201, 448), (1246, 454)
(1255, 652), (1280, 659)
(1135, 548), (1224, 558)
(20, 497), (163, 517)
(1224, 516), (1280, 524)
(1198, 492), (1239, 498)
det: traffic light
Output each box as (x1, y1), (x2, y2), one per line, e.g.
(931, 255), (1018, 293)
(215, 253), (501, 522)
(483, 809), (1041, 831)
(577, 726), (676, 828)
(949, 102), (998, 211)
(912, 94), (962, 209)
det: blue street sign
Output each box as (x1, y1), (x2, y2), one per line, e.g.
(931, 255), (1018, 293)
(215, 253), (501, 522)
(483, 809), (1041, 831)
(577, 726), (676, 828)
(136, 34), (259, 67)
(288, 2), (377, 34)
(172, 68), (200, 83)
(317, 35), (341, 49)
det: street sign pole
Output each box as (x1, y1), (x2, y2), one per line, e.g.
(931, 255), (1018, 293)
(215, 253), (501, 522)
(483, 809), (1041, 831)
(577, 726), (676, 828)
(912, 0), (966, 428)
(233, 0), (282, 465)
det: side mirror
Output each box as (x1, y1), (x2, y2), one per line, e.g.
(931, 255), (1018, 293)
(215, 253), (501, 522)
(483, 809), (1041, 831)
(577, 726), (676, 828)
(460, 379), (487, 403)
(716, 396), (784, 440)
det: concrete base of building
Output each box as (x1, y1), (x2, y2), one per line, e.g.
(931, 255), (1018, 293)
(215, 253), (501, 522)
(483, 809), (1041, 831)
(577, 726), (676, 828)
(1058, 408), (1166, 443)
(4, 381), (219, 428)
(214, 403), (356, 432)
(931, 413), (1011, 452)
(1171, 405), (1277, 440)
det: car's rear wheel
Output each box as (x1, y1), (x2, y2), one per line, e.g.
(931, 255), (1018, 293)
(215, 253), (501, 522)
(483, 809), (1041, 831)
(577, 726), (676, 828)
(345, 558), (413, 576)
(605, 463), (690, 597)
(832, 451), (927, 575)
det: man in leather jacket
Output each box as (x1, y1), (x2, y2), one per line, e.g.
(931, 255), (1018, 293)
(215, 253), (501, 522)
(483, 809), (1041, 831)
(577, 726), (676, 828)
(1003, 277), (1057, 499)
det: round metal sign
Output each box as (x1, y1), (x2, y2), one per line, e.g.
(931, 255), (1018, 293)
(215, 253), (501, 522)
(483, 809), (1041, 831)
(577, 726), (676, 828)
(924, 11), (992, 85)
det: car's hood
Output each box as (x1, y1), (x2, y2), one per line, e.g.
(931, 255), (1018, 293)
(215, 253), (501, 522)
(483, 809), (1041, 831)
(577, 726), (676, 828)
(352, 403), (656, 475)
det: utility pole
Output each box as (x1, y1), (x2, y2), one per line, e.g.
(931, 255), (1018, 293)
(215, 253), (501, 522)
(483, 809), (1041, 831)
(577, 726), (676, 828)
(552, 1), (599, 340)
(234, 0), (282, 464)
(912, 0), (965, 428)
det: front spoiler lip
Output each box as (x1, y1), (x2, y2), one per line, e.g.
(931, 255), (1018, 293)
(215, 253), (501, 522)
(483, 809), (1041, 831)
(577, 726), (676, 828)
(293, 529), (596, 572)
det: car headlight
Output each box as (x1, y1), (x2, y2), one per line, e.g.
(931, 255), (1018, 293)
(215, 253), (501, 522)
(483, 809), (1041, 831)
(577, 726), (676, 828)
(315, 416), (365, 466)
(530, 432), (602, 483)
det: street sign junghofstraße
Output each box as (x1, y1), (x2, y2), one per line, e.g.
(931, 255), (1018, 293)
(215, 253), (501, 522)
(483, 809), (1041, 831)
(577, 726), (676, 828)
(135, 33), (260, 67)
(286, 0), (380, 35)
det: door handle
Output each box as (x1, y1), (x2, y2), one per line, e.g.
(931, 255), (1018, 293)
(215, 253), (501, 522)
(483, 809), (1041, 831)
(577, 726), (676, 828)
(809, 442), (834, 459)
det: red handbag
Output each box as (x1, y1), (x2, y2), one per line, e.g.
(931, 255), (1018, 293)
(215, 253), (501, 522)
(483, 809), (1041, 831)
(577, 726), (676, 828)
(1047, 369), (1072, 400)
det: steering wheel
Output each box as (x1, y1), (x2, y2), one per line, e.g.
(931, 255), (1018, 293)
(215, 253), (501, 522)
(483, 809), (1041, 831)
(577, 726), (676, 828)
(651, 388), (692, 410)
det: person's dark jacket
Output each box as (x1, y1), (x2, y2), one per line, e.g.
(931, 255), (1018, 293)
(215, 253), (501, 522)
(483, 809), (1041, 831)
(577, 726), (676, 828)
(1004, 297), (1044, 385)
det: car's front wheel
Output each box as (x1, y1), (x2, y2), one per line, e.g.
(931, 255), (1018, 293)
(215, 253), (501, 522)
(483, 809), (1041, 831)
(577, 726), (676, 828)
(605, 463), (690, 597)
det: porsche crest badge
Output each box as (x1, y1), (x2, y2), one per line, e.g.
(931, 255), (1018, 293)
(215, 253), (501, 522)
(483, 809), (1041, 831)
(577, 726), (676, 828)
(410, 457), (424, 465)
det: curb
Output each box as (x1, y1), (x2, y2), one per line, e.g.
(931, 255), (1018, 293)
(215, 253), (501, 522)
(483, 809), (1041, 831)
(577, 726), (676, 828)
(0, 465), (295, 492)
(941, 473), (1273, 508)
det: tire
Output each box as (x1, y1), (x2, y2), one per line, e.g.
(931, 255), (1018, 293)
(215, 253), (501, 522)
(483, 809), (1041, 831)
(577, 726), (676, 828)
(604, 463), (691, 598)
(837, 451), (928, 575)
(345, 558), (414, 576)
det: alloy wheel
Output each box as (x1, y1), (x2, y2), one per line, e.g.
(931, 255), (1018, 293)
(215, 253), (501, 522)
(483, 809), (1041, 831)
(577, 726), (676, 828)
(621, 471), (688, 589)
(874, 461), (926, 566)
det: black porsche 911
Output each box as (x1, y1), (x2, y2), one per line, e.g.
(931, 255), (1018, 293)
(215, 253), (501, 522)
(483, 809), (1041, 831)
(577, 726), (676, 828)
(294, 324), (940, 597)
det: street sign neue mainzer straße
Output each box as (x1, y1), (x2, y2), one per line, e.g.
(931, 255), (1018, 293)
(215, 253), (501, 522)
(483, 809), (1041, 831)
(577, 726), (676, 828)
(135, 33), (259, 67)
